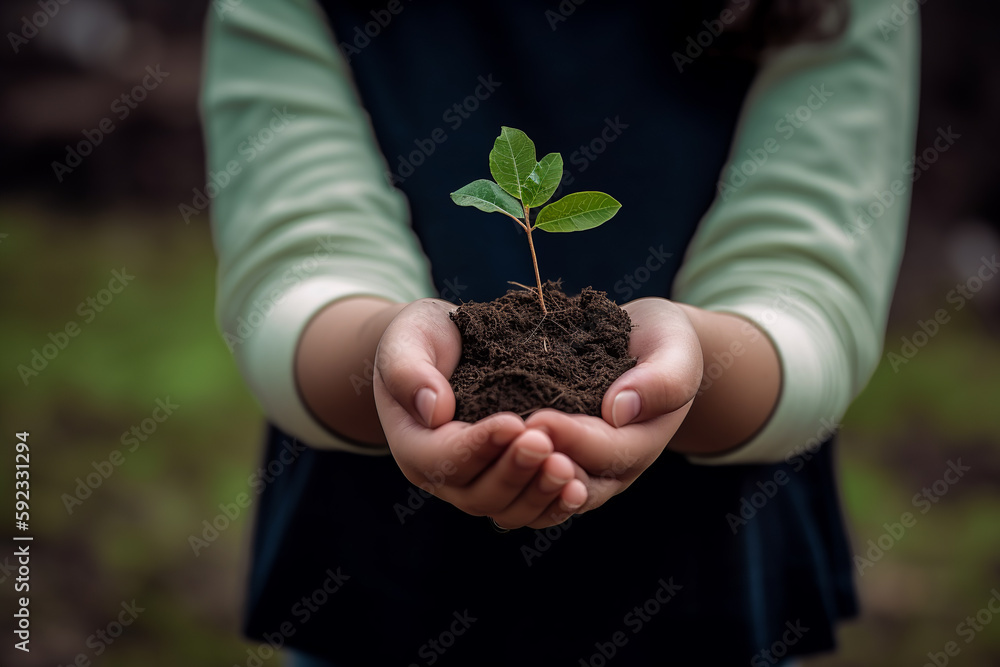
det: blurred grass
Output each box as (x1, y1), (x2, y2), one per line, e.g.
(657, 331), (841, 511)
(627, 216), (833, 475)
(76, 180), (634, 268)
(0, 202), (263, 667)
(809, 300), (1000, 665)
(0, 201), (998, 665)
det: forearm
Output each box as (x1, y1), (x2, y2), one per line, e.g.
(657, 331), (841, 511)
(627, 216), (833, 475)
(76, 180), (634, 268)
(296, 297), (407, 445)
(669, 0), (917, 463)
(668, 305), (780, 456)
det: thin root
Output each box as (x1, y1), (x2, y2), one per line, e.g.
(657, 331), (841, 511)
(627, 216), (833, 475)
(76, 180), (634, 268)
(523, 313), (547, 342)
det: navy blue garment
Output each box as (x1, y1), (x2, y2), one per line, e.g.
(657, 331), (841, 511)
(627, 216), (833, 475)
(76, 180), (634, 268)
(242, 3), (858, 665)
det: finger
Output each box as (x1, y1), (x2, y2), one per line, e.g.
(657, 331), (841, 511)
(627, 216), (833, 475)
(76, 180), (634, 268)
(602, 298), (703, 427)
(489, 451), (580, 528)
(525, 479), (589, 529)
(461, 430), (555, 518)
(374, 298), (461, 428)
(384, 412), (525, 491)
(525, 410), (627, 473)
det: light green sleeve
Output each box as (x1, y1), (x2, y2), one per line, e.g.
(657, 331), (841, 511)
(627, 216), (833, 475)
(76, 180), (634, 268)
(674, 0), (920, 464)
(200, 0), (434, 452)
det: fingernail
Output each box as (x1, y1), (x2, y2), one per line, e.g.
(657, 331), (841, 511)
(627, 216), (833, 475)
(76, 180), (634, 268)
(415, 387), (437, 427)
(562, 481), (586, 511)
(540, 471), (569, 493)
(515, 447), (547, 469)
(612, 389), (641, 427)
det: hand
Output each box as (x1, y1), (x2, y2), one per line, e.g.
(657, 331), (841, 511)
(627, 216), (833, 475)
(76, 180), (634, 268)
(524, 297), (703, 518)
(372, 299), (588, 528)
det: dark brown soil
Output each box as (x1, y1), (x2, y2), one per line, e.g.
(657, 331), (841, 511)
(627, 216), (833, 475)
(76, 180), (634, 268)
(449, 281), (636, 422)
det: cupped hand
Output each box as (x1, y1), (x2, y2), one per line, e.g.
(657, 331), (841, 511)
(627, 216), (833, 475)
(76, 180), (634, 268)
(373, 298), (587, 528)
(525, 297), (703, 519)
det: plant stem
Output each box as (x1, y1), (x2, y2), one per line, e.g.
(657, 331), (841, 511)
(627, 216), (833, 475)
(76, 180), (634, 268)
(523, 205), (546, 314)
(503, 212), (529, 232)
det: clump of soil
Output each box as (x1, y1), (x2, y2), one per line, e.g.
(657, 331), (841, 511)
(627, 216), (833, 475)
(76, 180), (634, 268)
(449, 281), (636, 423)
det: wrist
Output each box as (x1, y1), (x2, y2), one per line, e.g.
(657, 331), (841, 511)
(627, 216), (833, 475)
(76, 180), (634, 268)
(669, 304), (781, 455)
(295, 297), (409, 445)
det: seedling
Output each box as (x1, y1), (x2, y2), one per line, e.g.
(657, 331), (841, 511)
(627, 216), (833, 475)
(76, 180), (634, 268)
(450, 126), (621, 314)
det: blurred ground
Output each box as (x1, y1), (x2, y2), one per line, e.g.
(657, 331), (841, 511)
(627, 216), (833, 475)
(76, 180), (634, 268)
(1, 0), (999, 665)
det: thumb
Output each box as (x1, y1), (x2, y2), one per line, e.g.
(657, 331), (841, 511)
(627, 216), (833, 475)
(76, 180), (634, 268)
(602, 298), (703, 427)
(374, 298), (461, 428)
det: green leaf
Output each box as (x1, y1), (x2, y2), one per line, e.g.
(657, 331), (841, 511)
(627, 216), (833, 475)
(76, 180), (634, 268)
(535, 192), (621, 232)
(450, 179), (524, 219)
(521, 153), (563, 208)
(489, 127), (536, 201)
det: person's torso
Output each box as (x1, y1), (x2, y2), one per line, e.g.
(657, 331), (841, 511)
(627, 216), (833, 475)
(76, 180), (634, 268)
(242, 3), (858, 664)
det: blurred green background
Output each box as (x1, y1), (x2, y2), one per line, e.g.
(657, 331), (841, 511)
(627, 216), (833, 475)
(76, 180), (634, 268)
(1, 1), (1000, 666)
